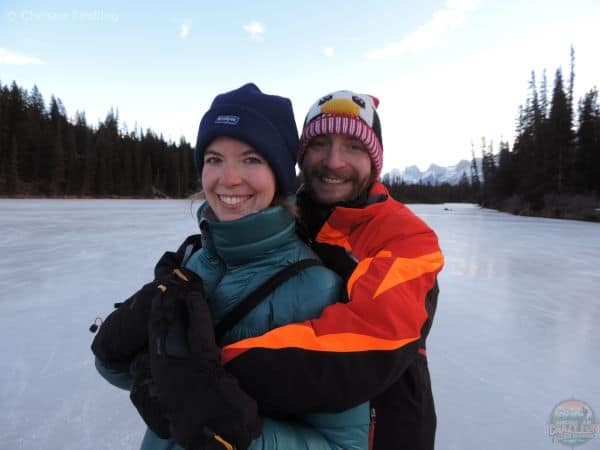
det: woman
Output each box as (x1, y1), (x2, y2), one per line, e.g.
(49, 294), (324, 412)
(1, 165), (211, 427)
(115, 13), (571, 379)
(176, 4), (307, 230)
(92, 83), (369, 450)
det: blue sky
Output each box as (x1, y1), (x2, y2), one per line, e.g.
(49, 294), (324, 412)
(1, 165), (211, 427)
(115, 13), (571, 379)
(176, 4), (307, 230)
(1, 0), (599, 173)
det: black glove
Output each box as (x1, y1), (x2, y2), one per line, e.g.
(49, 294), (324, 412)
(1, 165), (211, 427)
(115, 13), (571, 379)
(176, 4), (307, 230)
(312, 242), (359, 282)
(148, 269), (261, 450)
(129, 352), (171, 439)
(91, 280), (161, 371)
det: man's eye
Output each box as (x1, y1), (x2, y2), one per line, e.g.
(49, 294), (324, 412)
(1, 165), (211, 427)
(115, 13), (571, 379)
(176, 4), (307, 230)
(244, 156), (263, 164)
(204, 156), (221, 164)
(349, 142), (366, 151)
(310, 138), (328, 148)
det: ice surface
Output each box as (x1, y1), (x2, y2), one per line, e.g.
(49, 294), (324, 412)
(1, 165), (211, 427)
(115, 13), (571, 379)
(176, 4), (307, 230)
(1, 200), (598, 450)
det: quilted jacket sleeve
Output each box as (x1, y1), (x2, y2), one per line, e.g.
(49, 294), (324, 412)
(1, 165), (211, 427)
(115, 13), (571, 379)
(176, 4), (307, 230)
(95, 356), (132, 391)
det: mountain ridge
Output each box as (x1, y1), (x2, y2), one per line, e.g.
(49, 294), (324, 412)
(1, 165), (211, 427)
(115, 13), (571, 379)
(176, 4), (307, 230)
(383, 158), (482, 185)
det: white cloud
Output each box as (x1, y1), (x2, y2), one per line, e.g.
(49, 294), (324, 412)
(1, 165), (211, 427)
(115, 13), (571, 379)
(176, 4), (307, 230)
(243, 21), (265, 41)
(367, 0), (478, 59)
(0, 48), (45, 65)
(179, 22), (191, 39)
(323, 47), (334, 57)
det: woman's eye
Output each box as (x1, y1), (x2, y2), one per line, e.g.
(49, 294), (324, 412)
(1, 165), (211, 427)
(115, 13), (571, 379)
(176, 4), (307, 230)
(204, 156), (221, 164)
(245, 156), (263, 164)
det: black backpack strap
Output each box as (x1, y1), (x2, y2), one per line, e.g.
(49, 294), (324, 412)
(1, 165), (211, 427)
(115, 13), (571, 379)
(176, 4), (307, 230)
(214, 259), (322, 343)
(154, 234), (202, 279)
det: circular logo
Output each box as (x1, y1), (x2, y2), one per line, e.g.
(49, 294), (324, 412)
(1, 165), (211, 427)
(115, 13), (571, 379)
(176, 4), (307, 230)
(548, 399), (598, 447)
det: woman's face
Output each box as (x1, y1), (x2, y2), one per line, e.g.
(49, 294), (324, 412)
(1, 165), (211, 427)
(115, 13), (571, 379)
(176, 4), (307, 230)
(202, 136), (276, 221)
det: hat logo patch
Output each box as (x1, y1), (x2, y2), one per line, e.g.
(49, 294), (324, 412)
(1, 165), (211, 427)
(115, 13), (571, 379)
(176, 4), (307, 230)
(214, 115), (240, 125)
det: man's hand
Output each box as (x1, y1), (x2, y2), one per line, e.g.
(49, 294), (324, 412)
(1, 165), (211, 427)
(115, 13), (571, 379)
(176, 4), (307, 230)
(149, 269), (261, 450)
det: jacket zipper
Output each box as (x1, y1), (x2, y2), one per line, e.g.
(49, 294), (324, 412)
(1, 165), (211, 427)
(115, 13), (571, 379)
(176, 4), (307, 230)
(369, 407), (376, 450)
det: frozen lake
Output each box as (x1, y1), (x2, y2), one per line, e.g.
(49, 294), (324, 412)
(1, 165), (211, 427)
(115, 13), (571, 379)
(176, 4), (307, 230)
(1, 199), (598, 450)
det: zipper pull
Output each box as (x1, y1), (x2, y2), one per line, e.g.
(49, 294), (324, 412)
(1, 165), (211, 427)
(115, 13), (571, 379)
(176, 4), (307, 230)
(369, 407), (376, 450)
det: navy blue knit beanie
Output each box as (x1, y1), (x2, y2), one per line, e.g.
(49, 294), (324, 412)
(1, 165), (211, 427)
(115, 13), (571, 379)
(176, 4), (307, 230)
(195, 83), (299, 194)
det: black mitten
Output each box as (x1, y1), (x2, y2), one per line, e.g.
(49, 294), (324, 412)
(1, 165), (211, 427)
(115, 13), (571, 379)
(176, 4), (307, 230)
(91, 235), (202, 370)
(149, 272), (261, 450)
(129, 352), (171, 439)
(91, 280), (160, 371)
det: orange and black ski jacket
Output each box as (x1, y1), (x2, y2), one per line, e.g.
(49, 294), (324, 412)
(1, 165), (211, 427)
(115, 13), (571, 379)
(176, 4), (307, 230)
(222, 183), (444, 417)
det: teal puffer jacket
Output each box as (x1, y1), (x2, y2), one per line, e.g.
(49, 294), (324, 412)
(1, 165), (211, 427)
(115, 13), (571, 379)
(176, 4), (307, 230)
(97, 204), (369, 450)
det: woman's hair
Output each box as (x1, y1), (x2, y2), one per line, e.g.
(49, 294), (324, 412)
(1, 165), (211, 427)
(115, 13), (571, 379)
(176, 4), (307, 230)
(272, 195), (300, 219)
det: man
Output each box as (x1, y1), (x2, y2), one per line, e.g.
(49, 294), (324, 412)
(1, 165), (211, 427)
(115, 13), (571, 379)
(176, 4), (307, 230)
(222, 90), (444, 449)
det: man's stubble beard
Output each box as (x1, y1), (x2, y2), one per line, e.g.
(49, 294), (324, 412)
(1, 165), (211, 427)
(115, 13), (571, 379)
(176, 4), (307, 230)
(301, 163), (374, 206)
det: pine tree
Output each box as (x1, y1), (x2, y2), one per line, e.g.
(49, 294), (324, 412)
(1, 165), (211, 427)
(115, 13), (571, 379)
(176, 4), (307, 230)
(131, 140), (143, 196)
(120, 135), (135, 196)
(94, 130), (111, 196)
(576, 89), (600, 193)
(530, 71), (546, 203)
(480, 138), (497, 207)
(568, 46), (576, 125)
(22, 85), (46, 185)
(77, 112), (97, 196)
(547, 68), (573, 193)
(540, 70), (549, 119)
(5, 83), (28, 189)
(95, 110), (120, 195)
(496, 141), (515, 199)
(0, 82), (7, 188)
(470, 143), (480, 194)
(48, 96), (66, 195)
(5, 135), (19, 194)
(63, 126), (78, 195)
(142, 154), (153, 196)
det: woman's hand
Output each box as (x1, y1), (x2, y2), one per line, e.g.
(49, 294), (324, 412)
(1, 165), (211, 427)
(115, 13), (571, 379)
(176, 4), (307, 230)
(148, 271), (261, 449)
(91, 280), (160, 371)
(129, 352), (171, 438)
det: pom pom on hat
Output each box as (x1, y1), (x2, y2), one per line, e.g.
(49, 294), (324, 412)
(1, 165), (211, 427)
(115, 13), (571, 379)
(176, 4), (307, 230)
(299, 90), (383, 178)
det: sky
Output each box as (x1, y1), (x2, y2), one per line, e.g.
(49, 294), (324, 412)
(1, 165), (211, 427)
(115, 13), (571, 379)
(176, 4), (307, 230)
(1, 0), (600, 173)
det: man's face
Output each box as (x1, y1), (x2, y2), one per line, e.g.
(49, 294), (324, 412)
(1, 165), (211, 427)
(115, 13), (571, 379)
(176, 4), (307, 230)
(301, 134), (373, 205)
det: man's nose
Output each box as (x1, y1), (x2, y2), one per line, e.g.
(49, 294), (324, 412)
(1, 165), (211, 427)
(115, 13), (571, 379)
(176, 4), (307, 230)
(323, 145), (346, 169)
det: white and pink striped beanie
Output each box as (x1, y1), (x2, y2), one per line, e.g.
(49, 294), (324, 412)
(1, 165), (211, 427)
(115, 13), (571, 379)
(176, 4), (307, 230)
(299, 90), (383, 178)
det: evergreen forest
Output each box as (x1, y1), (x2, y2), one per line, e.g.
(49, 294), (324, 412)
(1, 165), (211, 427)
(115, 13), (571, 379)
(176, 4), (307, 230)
(0, 80), (197, 198)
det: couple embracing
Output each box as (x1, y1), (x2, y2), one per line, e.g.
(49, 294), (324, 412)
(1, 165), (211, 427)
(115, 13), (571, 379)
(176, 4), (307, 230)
(92, 83), (443, 450)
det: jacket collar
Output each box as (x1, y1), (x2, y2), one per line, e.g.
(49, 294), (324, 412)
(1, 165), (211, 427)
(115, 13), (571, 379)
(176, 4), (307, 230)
(297, 182), (388, 240)
(197, 203), (297, 266)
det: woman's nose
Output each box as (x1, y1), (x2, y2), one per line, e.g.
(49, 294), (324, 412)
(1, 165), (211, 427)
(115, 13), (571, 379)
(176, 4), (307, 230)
(221, 163), (242, 186)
